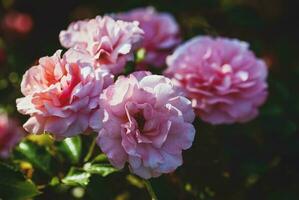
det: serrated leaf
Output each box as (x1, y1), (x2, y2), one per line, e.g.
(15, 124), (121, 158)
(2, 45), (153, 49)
(58, 136), (82, 164)
(62, 167), (90, 187)
(0, 163), (40, 200)
(83, 163), (118, 177)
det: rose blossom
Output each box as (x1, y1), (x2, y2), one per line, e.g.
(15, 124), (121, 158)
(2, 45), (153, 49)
(59, 16), (144, 74)
(16, 49), (113, 139)
(115, 7), (181, 68)
(165, 36), (268, 124)
(0, 114), (24, 158)
(97, 71), (195, 179)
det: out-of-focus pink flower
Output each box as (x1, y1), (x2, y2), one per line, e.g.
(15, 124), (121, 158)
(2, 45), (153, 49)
(2, 11), (33, 35)
(59, 16), (144, 74)
(0, 114), (24, 158)
(97, 71), (195, 179)
(115, 7), (181, 69)
(165, 36), (268, 124)
(16, 49), (113, 139)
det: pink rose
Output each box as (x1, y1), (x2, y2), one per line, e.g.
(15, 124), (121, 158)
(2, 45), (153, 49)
(59, 16), (144, 74)
(97, 71), (195, 179)
(0, 114), (24, 158)
(16, 49), (113, 139)
(165, 36), (268, 124)
(116, 7), (181, 69)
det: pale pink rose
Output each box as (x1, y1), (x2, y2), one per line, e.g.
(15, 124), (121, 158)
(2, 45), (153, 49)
(97, 71), (195, 179)
(115, 7), (181, 69)
(59, 16), (144, 74)
(0, 114), (24, 158)
(16, 49), (113, 139)
(165, 36), (268, 124)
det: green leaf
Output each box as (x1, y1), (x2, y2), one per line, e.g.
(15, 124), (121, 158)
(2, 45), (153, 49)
(58, 136), (82, 164)
(91, 153), (108, 163)
(0, 163), (40, 200)
(83, 163), (118, 177)
(49, 177), (60, 186)
(15, 140), (53, 175)
(62, 167), (90, 187)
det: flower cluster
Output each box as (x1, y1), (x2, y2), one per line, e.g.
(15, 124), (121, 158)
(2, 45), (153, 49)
(16, 7), (268, 178)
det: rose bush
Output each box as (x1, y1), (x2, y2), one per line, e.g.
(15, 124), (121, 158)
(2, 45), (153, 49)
(2, 4), (275, 199)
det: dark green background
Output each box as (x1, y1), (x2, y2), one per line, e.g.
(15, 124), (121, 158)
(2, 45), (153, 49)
(1, 0), (299, 199)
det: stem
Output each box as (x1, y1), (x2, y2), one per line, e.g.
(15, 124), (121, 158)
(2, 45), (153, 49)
(144, 179), (158, 200)
(84, 138), (96, 162)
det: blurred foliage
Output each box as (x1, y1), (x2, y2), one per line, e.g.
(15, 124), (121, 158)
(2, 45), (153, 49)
(1, 0), (299, 199)
(0, 162), (40, 200)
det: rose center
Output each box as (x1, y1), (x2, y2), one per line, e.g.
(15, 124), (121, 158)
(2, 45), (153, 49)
(134, 111), (146, 131)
